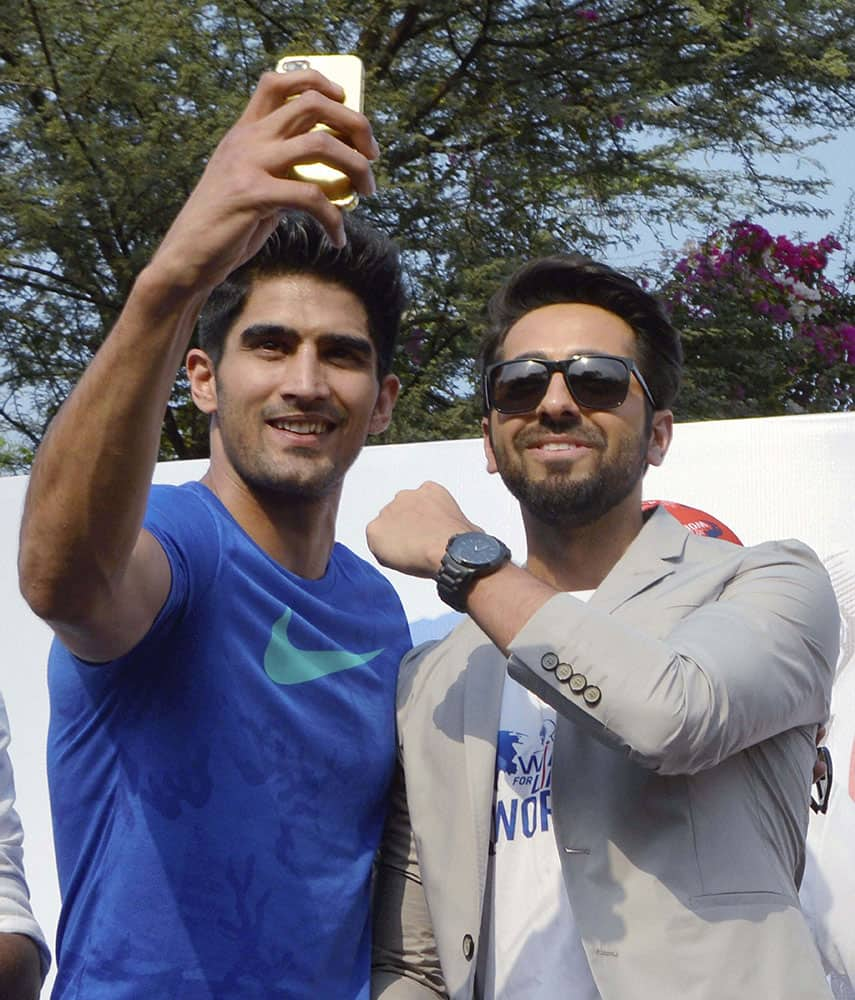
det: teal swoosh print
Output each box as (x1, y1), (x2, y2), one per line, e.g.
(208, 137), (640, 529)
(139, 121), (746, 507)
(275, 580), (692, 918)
(264, 607), (383, 685)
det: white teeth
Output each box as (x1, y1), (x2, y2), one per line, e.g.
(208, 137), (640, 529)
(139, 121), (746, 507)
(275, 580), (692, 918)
(542, 442), (575, 451)
(273, 420), (327, 434)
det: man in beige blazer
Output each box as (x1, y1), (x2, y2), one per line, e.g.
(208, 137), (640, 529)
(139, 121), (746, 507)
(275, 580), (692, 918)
(367, 254), (839, 999)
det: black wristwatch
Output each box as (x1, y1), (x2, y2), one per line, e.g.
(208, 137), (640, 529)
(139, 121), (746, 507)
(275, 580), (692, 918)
(436, 532), (511, 612)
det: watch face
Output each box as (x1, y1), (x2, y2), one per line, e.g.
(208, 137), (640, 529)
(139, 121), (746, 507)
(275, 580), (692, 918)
(448, 532), (506, 568)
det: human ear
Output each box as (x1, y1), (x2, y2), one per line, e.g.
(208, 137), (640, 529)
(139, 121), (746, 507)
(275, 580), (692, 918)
(483, 415), (500, 475)
(368, 374), (400, 435)
(646, 409), (673, 467)
(186, 349), (218, 415)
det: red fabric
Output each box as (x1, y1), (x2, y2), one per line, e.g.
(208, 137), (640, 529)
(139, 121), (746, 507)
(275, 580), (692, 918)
(642, 500), (743, 546)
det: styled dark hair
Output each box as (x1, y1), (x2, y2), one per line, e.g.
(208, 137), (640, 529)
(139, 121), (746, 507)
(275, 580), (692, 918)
(480, 253), (683, 411)
(197, 212), (405, 378)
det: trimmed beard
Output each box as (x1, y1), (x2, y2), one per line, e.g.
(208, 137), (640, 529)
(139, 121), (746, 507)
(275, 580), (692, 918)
(493, 425), (649, 530)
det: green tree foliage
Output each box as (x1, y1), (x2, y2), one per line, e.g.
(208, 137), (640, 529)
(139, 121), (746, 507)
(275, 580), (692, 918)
(660, 220), (855, 418)
(1, 0), (853, 462)
(0, 434), (32, 474)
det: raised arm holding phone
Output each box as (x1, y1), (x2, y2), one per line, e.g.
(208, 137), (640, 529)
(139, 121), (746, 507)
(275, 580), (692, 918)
(18, 66), (412, 999)
(20, 67), (379, 661)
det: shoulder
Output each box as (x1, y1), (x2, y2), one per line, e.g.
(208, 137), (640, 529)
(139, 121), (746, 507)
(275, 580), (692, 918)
(143, 482), (223, 577)
(332, 542), (390, 580)
(331, 544), (407, 607)
(678, 533), (839, 670)
(144, 481), (219, 533)
(397, 617), (493, 702)
(648, 504), (828, 576)
(684, 531), (835, 594)
(741, 535), (829, 573)
(676, 527), (836, 608)
(401, 615), (484, 666)
(735, 537), (838, 623)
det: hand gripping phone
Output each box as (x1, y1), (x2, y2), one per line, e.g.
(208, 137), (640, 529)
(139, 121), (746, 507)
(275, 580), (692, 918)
(275, 54), (365, 210)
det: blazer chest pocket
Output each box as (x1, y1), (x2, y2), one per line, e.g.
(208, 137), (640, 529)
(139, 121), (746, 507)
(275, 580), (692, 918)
(690, 889), (798, 912)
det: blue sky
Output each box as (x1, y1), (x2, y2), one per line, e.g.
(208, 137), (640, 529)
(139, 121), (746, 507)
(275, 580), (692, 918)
(611, 128), (855, 281)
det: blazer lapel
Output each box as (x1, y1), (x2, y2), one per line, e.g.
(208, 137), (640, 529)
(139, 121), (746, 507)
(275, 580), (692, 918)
(591, 505), (689, 613)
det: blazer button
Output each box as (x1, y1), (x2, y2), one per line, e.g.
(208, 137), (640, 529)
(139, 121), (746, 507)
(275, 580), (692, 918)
(541, 652), (559, 671)
(583, 684), (602, 707)
(569, 673), (587, 694)
(462, 934), (475, 960)
(555, 662), (573, 682)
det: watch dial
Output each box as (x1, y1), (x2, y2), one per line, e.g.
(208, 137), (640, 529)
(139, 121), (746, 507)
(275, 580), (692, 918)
(451, 533), (504, 567)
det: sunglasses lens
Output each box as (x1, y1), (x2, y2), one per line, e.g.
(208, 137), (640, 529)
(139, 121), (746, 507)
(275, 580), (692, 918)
(490, 361), (550, 413)
(488, 356), (634, 413)
(567, 356), (631, 409)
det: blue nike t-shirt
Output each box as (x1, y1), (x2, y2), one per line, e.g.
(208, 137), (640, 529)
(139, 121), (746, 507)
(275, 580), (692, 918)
(47, 482), (412, 999)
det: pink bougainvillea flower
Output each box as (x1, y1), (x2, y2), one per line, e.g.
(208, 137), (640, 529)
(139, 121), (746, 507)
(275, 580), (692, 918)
(839, 325), (855, 360)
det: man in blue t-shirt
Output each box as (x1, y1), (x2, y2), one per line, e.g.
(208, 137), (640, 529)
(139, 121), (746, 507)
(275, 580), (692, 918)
(19, 68), (410, 998)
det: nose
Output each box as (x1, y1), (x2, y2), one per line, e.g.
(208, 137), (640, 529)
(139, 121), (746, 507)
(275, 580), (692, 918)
(278, 345), (330, 401)
(536, 369), (581, 421)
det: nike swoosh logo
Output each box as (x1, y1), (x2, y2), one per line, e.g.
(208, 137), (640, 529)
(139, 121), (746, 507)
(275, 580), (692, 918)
(263, 607), (383, 685)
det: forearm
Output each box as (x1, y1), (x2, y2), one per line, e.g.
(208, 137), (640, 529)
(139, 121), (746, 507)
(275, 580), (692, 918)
(367, 481), (560, 650)
(0, 933), (43, 1000)
(19, 265), (205, 624)
(463, 560), (557, 654)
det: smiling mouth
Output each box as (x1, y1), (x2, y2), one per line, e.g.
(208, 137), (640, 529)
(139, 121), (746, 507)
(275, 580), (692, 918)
(268, 418), (333, 435)
(526, 438), (595, 452)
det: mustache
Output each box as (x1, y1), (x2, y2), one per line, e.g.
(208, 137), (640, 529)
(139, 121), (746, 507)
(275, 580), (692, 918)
(261, 403), (345, 425)
(515, 416), (606, 450)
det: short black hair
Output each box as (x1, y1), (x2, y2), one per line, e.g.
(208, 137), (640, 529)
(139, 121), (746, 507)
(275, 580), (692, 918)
(197, 212), (405, 379)
(480, 253), (682, 411)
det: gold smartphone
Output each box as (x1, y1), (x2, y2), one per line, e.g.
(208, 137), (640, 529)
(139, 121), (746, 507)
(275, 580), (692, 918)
(275, 54), (365, 210)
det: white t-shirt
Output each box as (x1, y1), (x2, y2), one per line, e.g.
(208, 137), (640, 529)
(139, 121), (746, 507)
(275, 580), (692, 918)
(0, 693), (50, 979)
(484, 592), (599, 1000)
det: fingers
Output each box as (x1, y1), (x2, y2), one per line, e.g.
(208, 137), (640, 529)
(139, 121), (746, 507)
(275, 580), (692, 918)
(237, 74), (380, 246)
(242, 71), (379, 160)
(271, 181), (349, 248)
(366, 481), (481, 578)
(150, 70), (378, 287)
(273, 90), (378, 156)
(266, 126), (377, 196)
(240, 70), (345, 125)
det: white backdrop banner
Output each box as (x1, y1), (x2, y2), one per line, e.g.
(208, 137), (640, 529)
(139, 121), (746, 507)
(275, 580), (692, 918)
(1, 411), (853, 996)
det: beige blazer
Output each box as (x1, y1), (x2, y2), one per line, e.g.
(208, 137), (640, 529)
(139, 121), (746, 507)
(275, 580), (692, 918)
(372, 507), (839, 1000)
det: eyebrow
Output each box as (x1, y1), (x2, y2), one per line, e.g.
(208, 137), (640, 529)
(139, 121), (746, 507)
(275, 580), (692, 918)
(239, 323), (293, 347)
(239, 323), (375, 360)
(508, 350), (550, 362)
(503, 349), (604, 363)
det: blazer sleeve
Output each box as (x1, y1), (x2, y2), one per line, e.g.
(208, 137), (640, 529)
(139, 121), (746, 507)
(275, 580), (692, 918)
(372, 760), (447, 999)
(506, 538), (839, 775)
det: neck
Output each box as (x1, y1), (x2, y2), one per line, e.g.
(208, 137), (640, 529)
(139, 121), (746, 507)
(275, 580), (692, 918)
(200, 465), (339, 579)
(521, 486), (646, 591)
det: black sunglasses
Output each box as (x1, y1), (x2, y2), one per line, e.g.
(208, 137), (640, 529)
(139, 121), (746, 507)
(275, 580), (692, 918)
(484, 353), (657, 415)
